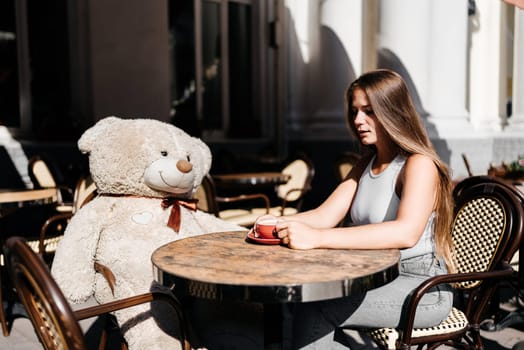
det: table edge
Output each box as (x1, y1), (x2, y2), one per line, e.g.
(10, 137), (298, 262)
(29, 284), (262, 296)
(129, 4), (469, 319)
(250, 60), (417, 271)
(152, 232), (400, 303)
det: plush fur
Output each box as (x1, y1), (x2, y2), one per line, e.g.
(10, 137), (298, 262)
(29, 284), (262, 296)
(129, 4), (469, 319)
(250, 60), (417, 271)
(51, 117), (244, 350)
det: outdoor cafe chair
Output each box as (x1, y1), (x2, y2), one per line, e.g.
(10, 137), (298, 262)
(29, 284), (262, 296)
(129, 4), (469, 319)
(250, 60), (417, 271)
(4, 236), (190, 350)
(335, 151), (361, 182)
(251, 153), (315, 217)
(29, 175), (97, 260)
(454, 176), (524, 333)
(0, 175), (97, 336)
(364, 179), (524, 349)
(1, 175), (96, 263)
(194, 173), (270, 227)
(28, 155), (74, 214)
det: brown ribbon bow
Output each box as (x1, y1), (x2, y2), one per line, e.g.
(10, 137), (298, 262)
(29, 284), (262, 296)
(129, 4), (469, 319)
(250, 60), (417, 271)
(161, 197), (199, 233)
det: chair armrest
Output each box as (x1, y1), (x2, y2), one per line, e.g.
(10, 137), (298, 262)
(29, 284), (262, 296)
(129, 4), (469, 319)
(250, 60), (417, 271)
(85, 262), (190, 350)
(74, 291), (176, 319)
(38, 212), (72, 255)
(216, 193), (271, 214)
(74, 291), (190, 350)
(398, 262), (514, 347)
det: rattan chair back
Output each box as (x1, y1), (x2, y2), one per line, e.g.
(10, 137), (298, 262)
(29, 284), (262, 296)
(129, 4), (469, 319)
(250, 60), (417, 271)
(5, 236), (86, 349)
(452, 182), (522, 289)
(335, 151), (361, 182)
(276, 154), (315, 205)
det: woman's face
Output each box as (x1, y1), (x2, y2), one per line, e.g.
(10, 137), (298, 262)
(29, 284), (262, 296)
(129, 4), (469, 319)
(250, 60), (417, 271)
(350, 87), (386, 146)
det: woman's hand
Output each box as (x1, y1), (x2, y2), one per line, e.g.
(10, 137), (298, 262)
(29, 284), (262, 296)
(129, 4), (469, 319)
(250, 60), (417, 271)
(276, 220), (321, 250)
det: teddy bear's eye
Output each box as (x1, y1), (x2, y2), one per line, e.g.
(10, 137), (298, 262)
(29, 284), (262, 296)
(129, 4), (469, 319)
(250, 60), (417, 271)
(186, 155), (191, 162)
(161, 151), (168, 157)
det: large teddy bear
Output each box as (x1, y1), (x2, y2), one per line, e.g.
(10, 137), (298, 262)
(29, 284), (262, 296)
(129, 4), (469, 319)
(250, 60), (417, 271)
(51, 116), (247, 349)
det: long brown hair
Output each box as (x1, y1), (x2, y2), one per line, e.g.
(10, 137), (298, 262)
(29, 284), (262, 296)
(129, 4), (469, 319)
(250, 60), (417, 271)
(345, 69), (455, 272)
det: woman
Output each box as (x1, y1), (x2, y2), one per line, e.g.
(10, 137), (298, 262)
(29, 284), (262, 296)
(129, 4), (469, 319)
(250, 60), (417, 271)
(261, 69), (455, 349)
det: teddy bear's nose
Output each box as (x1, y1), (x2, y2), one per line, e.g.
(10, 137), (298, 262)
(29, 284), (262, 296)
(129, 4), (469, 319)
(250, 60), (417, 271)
(176, 159), (193, 173)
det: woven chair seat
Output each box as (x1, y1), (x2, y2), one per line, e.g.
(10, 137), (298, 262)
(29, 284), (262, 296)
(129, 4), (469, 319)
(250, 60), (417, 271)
(26, 235), (63, 254)
(218, 208), (251, 219)
(369, 307), (468, 349)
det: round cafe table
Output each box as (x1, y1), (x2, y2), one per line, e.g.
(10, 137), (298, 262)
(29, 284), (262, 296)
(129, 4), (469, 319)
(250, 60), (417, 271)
(0, 188), (58, 217)
(152, 230), (400, 348)
(0, 187), (58, 204)
(152, 230), (400, 303)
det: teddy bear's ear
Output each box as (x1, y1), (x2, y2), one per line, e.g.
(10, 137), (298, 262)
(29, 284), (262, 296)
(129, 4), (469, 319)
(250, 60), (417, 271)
(78, 116), (121, 154)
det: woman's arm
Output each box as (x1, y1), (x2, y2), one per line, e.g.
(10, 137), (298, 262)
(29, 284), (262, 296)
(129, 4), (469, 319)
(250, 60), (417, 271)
(277, 154), (438, 250)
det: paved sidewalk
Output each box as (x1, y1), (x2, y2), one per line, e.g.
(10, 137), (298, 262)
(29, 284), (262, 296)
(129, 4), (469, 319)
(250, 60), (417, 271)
(2, 286), (524, 350)
(481, 327), (524, 350)
(1, 309), (524, 350)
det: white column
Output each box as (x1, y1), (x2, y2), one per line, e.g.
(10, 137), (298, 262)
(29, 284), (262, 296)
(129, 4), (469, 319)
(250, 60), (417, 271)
(427, 0), (469, 120)
(469, 0), (507, 130)
(378, 0), (431, 105)
(510, 8), (524, 127)
(320, 0), (365, 75)
(285, 0), (314, 132)
(313, 0), (365, 127)
(378, 0), (469, 122)
(286, 0), (368, 137)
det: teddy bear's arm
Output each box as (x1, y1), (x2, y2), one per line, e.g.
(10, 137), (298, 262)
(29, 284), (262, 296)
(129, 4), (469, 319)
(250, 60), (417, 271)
(51, 199), (105, 303)
(192, 210), (247, 233)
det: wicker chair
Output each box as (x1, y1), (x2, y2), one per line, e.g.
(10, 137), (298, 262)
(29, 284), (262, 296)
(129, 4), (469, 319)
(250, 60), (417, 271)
(251, 153), (315, 217)
(0, 175), (97, 336)
(454, 176), (524, 332)
(335, 151), (361, 182)
(366, 179), (524, 349)
(28, 155), (74, 213)
(4, 236), (190, 350)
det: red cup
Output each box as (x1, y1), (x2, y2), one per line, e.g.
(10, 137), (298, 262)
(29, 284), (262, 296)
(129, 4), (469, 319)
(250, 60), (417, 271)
(254, 218), (278, 239)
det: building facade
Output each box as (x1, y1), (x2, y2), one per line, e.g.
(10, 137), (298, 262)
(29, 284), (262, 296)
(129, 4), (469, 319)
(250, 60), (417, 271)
(1, 0), (523, 204)
(286, 0), (524, 178)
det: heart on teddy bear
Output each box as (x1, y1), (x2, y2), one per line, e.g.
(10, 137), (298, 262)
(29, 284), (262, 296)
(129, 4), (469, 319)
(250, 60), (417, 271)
(132, 211), (153, 225)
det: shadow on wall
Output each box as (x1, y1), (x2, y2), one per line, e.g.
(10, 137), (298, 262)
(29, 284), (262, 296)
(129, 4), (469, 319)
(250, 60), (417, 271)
(377, 48), (452, 166)
(284, 15), (360, 209)
(377, 48), (429, 119)
(285, 8), (357, 137)
(313, 25), (356, 120)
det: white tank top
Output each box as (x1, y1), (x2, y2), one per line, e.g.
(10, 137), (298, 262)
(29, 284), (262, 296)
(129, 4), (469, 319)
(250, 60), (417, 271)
(350, 154), (435, 260)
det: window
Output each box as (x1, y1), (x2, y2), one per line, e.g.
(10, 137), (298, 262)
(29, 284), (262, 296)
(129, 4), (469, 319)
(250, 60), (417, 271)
(169, 0), (282, 141)
(0, 0), (75, 141)
(0, 0), (21, 129)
